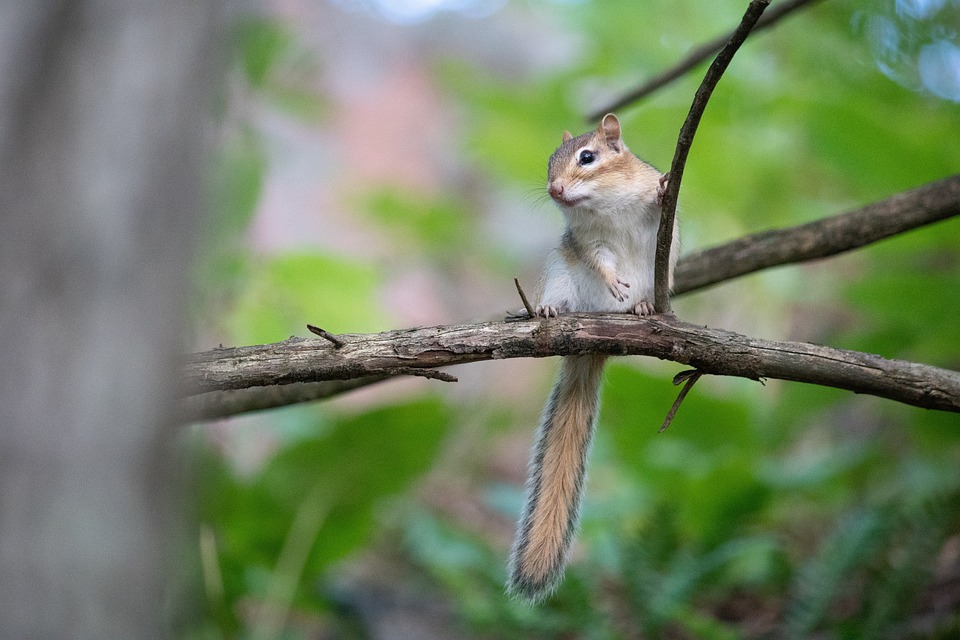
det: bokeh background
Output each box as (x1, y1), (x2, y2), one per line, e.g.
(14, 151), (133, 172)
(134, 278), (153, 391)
(188, 0), (960, 637)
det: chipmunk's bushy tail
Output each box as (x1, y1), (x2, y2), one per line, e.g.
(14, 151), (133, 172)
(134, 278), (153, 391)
(508, 354), (606, 601)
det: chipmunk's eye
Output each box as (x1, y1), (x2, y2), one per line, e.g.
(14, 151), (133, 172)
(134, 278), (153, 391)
(578, 149), (596, 166)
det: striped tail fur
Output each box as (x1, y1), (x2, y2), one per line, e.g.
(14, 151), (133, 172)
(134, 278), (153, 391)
(508, 354), (607, 601)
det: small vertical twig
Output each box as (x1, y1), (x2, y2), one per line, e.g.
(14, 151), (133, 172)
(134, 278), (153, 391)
(306, 324), (345, 348)
(514, 277), (536, 318)
(654, 0), (771, 313)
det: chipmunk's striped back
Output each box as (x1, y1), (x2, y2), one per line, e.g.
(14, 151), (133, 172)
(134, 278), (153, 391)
(508, 354), (607, 601)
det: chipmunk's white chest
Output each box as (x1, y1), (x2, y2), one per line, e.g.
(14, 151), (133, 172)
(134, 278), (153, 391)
(566, 201), (661, 311)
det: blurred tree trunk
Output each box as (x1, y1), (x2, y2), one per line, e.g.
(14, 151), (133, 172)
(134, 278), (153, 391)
(0, 2), (220, 637)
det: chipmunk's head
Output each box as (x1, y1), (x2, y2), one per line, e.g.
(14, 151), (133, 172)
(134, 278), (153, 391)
(547, 113), (648, 210)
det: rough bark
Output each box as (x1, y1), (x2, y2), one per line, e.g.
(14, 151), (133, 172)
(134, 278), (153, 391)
(184, 314), (960, 414)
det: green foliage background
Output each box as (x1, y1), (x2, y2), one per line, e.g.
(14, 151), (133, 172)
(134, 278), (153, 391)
(187, 1), (960, 638)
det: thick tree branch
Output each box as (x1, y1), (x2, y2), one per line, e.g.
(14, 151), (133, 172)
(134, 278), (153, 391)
(186, 174), (960, 420)
(656, 0), (770, 313)
(673, 174), (960, 294)
(586, 0), (826, 120)
(184, 314), (960, 414)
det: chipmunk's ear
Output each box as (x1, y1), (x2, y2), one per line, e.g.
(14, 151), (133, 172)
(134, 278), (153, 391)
(599, 113), (622, 152)
(562, 130), (573, 142)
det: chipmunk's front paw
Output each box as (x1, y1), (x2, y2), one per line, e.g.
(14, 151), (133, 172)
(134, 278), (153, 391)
(536, 302), (568, 318)
(606, 277), (631, 302)
(633, 300), (655, 316)
(656, 172), (670, 206)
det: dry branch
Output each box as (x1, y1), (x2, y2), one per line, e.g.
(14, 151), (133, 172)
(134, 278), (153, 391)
(674, 174), (960, 294)
(660, 370), (704, 432)
(184, 314), (960, 414)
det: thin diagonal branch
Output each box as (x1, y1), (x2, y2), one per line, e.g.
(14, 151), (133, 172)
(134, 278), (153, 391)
(655, 0), (771, 313)
(587, 0), (826, 120)
(183, 314), (960, 414)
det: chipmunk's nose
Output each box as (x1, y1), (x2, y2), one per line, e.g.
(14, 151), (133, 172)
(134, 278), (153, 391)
(548, 181), (564, 200)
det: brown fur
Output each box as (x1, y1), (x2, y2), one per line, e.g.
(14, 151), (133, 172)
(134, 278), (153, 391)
(546, 118), (660, 201)
(508, 355), (606, 600)
(560, 229), (622, 293)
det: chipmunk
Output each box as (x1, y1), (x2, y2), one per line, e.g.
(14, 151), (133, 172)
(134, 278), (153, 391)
(508, 113), (678, 601)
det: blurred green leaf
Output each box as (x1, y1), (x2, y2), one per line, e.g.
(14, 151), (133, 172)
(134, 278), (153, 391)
(232, 16), (329, 121)
(841, 223), (960, 367)
(227, 252), (382, 344)
(436, 61), (580, 184)
(266, 83), (329, 122)
(358, 187), (472, 261)
(213, 125), (267, 238)
(234, 18), (294, 88)
(600, 364), (765, 545)
(197, 399), (450, 621)
(192, 125), (267, 326)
